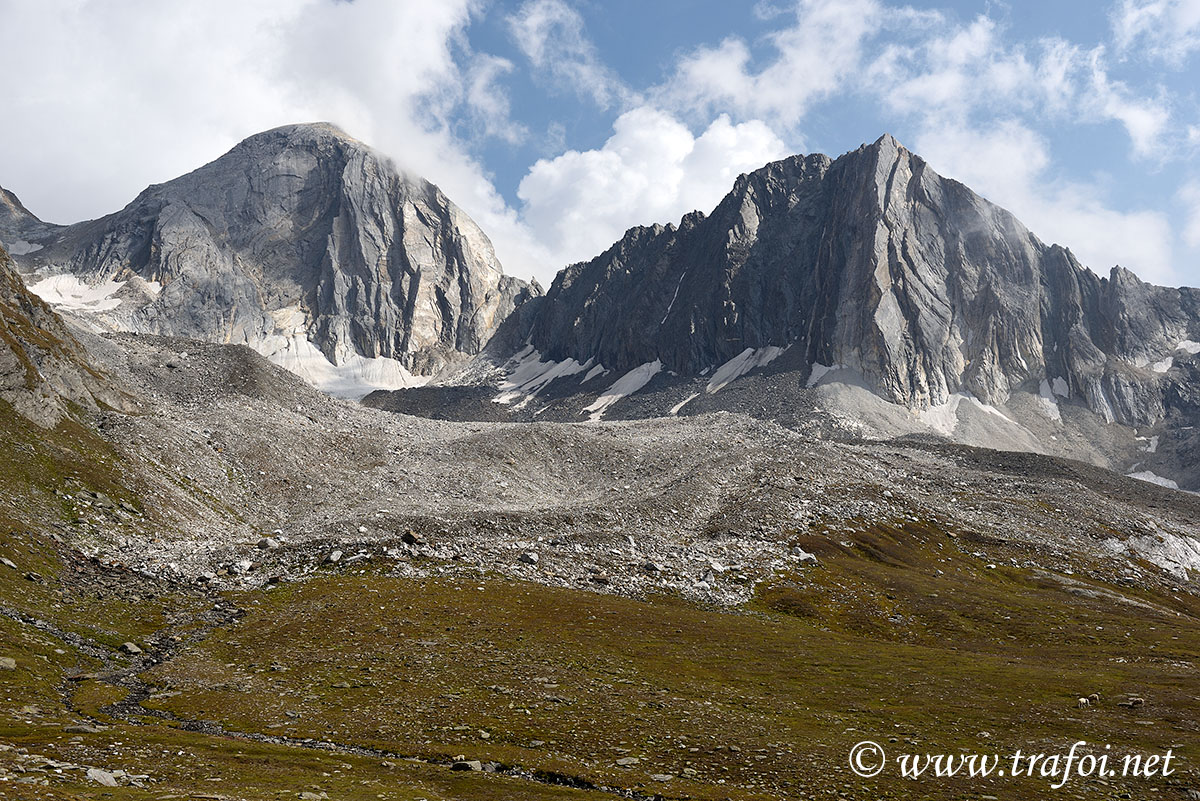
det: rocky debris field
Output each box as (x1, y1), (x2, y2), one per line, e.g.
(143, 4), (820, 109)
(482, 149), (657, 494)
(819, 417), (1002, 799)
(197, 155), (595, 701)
(2, 331), (1200, 800)
(47, 332), (1200, 609)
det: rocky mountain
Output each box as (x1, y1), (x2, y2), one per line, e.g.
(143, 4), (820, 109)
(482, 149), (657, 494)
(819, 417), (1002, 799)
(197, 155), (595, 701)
(0, 123), (537, 397)
(521, 134), (1200, 426)
(0, 244), (124, 425)
(366, 134), (1200, 488)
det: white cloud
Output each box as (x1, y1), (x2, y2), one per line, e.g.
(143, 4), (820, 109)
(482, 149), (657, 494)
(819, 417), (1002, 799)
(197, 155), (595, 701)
(1180, 180), (1200, 248)
(465, 54), (527, 145)
(657, 0), (884, 127)
(914, 120), (1177, 283)
(517, 107), (789, 270)
(869, 18), (1083, 119)
(1112, 0), (1200, 63)
(1084, 48), (1171, 158)
(0, 0), (552, 281)
(507, 0), (633, 109)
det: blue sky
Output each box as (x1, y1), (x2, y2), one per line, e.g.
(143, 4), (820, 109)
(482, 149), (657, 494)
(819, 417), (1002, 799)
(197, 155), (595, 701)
(1, 0), (1198, 287)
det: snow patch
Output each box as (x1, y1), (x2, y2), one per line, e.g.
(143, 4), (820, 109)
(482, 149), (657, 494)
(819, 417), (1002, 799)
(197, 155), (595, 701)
(1125, 470), (1179, 489)
(1036, 379), (1061, 422)
(1136, 435), (1159, 454)
(669, 392), (700, 415)
(1177, 340), (1200, 354)
(806, 362), (844, 388)
(28, 274), (125, 312)
(918, 393), (1015, 437)
(583, 360), (663, 421)
(581, 363), (608, 383)
(3, 239), (43, 255)
(494, 348), (588, 404)
(706, 346), (786, 393)
(1051, 376), (1069, 397)
(660, 271), (686, 325)
(1151, 356), (1174, 372)
(258, 307), (426, 400)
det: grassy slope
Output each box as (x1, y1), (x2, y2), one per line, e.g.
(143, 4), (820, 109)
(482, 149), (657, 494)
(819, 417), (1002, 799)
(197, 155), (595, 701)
(132, 520), (1199, 800)
(0, 401), (1197, 799)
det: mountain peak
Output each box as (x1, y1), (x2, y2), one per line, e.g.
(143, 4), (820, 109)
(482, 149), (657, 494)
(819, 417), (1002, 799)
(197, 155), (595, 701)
(520, 135), (1191, 427)
(9, 123), (536, 397)
(871, 132), (903, 151)
(238, 121), (361, 148)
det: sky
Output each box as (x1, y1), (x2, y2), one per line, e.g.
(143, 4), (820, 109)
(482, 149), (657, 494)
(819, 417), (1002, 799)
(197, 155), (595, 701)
(1, 1), (1199, 289)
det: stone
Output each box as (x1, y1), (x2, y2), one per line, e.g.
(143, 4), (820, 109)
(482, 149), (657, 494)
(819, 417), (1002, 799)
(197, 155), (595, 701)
(258, 537), (281, 550)
(615, 757), (639, 766)
(451, 760), (483, 772)
(86, 767), (118, 786)
(0, 657), (14, 670)
(119, 642), (143, 655)
(324, 550), (342, 565)
(651, 774), (675, 782)
(518, 551), (539, 565)
(0, 557), (15, 569)
(65, 724), (105, 734)
(402, 530), (426, 546)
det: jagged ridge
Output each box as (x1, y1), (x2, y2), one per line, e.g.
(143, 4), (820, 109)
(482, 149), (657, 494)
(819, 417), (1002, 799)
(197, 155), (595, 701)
(525, 134), (1200, 426)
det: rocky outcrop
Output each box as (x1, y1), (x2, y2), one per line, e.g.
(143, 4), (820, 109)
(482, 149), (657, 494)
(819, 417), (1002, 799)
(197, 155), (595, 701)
(523, 134), (1200, 427)
(0, 245), (123, 425)
(6, 123), (537, 393)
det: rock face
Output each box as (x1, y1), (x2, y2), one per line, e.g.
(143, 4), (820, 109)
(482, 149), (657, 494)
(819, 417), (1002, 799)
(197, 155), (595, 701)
(524, 134), (1200, 426)
(4, 123), (537, 395)
(0, 245), (123, 425)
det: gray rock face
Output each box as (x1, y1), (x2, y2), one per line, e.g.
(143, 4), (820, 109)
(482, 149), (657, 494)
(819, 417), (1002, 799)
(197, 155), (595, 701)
(0, 245), (124, 425)
(524, 134), (1200, 427)
(7, 123), (537, 391)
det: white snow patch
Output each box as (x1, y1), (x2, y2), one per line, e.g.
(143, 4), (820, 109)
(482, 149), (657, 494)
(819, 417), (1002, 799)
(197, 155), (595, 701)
(918, 393), (1015, 437)
(1125, 470), (1179, 489)
(581, 363), (608, 383)
(258, 306), (426, 400)
(583, 360), (662, 421)
(1177, 340), (1200, 354)
(1036, 379), (1061, 422)
(1136, 435), (1160, 454)
(705, 346), (786, 393)
(918, 395), (964, 436)
(1151, 356), (1174, 372)
(494, 348), (588, 404)
(660, 271), (686, 325)
(806, 362), (844, 388)
(3, 239), (42, 255)
(1051, 376), (1069, 397)
(28, 274), (126, 313)
(669, 392), (700, 415)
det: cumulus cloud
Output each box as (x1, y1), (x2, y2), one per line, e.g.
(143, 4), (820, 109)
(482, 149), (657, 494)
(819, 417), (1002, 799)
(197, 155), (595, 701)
(1112, 0), (1200, 63)
(517, 107), (789, 269)
(914, 120), (1177, 283)
(657, 0), (884, 127)
(1084, 49), (1172, 158)
(465, 54), (527, 145)
(507, 0), (633, 109)
(0, 0), (552, 280)
(1180, 180), (1200, 248)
